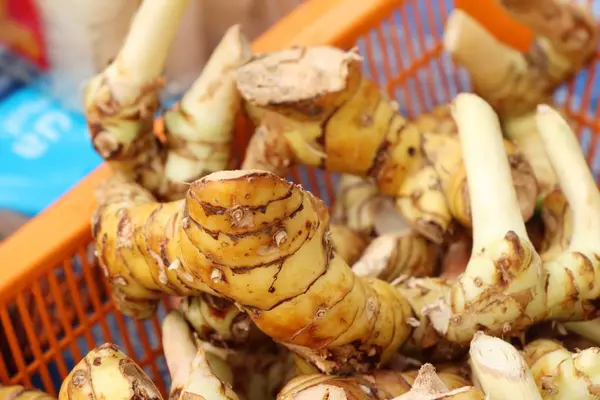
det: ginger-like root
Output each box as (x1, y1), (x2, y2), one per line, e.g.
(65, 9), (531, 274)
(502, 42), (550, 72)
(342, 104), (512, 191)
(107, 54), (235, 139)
(86, 0), (251, 200)
(94, 176), (251, 355)
(329, 223), (369, 266)
(524, 339), (600, 399)
(393, 364), (484, 400)
(92, 174), (216, 318)
(331, 175), (382, 237)
(352, 232), (439, 281)
(495, 0), (598, 66)
(242, 123), (296, 177)
(181, 170), (413, 374)
(409, 106), (538, 231)
(332, 175), (408, 237)
(444, 5), (598, 196)
(166, 304), (296, 400)
(397, 94), (546, 347)
(178, 294), (253, 347)
(163, 310), (239, 400)
(58, 344), (162, 400)
(469, 332), (542, 400)
(536, 105), (600, 321)
(277, 366), (473, 400)
(95, 169), (413, 374)
(444, 7), (598, 118)
(0, 386), (54, 400)
(236, 49), (537, 242)
(277, 374), (389, 400)
(235, 46), (448, 242)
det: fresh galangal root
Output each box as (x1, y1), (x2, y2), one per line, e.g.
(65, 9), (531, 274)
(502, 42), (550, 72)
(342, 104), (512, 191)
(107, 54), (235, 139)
(93, 93), (600, 379)
(0, 386), (54, 400)
(85, 0), (251, 200)
(471, 331), (600, 400)
(178, 294), (253, 348)
(58, 343), (162, 400)
(444, 1), (599, 197)
(164, 307), (296, 400)
(94, 168), (413, 374)
(444, 2), (597, 117)
(277, 364), (476, 399)
(397, 93), (546, 348)
(163, 310), (238, 400)
(92, 174), (250, 354)
(400, 97), (600, 354)
(352, 231), (439, 282)
(235, 46), (538, 243)
(524, 339), (600, 399)
(535, 105), (600, 322)
(330, 174), (389, 237)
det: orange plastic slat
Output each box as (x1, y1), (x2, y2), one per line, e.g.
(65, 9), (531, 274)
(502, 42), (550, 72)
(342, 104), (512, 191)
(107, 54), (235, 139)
(0, 165), (111, 302)
(252, 0), (403, 52)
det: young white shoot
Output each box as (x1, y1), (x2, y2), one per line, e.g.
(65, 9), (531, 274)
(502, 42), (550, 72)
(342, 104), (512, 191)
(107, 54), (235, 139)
(163, 25), (252, 187)
(420, 93), (546, 343)
(85, 0), (189, 195)
(536, 105), (600, 320)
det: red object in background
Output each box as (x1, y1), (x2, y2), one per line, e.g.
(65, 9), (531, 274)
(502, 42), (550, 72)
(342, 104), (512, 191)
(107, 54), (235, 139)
(0, 0), (48, 68)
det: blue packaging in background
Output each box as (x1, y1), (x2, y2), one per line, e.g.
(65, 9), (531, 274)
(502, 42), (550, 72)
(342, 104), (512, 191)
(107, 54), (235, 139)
(0, 85), (102, 217)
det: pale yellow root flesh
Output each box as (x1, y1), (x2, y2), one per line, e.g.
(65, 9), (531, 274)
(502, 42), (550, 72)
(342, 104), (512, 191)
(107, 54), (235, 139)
(469, 332), (542, 400)
(58, 344), (162, 400)
(330, 223), (370, 266)
(524, 339), (600, 399)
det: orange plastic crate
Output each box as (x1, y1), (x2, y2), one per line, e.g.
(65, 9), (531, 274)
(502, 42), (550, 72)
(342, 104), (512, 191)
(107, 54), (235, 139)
(1, 0), (598, 396)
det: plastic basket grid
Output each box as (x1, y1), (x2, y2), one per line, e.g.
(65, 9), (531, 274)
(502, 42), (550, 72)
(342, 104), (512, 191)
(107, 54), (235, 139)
(3, 0), (600, 396)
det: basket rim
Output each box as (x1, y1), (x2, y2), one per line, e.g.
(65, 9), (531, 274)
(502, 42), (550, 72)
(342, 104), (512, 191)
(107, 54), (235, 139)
(0, 0), (401, 302)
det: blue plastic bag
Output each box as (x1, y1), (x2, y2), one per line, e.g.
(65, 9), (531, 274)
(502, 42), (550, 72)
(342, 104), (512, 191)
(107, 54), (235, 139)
(0, 85), (102, 216)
